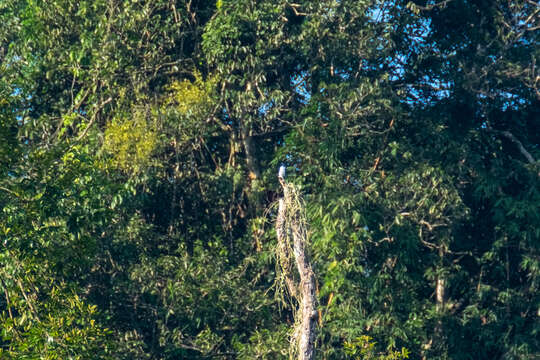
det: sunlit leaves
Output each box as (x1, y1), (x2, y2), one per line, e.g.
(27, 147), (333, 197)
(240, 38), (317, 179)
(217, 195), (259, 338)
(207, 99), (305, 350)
(1, 0), (538, 359)
(345, 335), (410, 360)
(103, 111), (158, 175)
(166, 73), (217, 117)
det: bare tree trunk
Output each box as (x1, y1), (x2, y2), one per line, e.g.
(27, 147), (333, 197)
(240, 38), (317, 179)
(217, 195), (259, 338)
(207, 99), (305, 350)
(276, 181), (317, 360)
(291, 214), (317, 360)
(436, 276), (445, 312)
(434, 246), (446, 351)
(436, 245), (446, 313)
(276, 197), (298, 299)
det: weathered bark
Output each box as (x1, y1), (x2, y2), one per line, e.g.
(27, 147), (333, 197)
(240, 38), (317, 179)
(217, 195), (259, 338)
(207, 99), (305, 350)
(434, 246), (446, 351)
(291, 214), (317, 360)
(276, 181), (317, 360)
(436, 246), (446, 312)
(276, 198), (298, 299)
(436, 276), (445, 311)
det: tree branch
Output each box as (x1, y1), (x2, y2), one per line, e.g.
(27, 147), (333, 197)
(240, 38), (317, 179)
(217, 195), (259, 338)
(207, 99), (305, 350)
(491, 130), (537, 164)
(76, 97), (113, 141)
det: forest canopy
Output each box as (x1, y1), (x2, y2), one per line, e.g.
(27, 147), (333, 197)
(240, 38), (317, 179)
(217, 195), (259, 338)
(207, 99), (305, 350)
(0, 0), (538, 359)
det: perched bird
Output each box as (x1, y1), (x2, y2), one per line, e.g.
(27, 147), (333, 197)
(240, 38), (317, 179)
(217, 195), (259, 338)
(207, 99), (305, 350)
(278, 164), (286, 181)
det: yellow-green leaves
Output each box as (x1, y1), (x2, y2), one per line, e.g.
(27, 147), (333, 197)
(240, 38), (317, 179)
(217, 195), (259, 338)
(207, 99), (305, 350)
(344, 335), (410, 360)
(103, 110), (157, 174)
(160, 72), (220, 149)
(166, 72), (217, 118)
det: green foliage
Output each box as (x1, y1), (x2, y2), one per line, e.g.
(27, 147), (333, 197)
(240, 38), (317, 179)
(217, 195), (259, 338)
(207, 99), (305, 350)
(0, 281), (115, 360)
(103, 111), (158, 174)
(166, 72), (217, 117)
(1, 0), (538, 359)
(345, 336), (409, 360)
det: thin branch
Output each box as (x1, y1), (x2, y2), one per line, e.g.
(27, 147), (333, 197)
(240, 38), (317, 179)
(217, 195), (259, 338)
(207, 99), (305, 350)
(15, 277), (40, 322)
(76, 97), (112, 141)
(523, 9), (540, 27)
(287, 2), (308, 16)
(0, 278), (13, 321)
(419, 220), (447, 232)
(199, 136), (219, 169)
(0, 186), (20, 198)
(488, 129), (536, 164)
(501, 131), (536, 163)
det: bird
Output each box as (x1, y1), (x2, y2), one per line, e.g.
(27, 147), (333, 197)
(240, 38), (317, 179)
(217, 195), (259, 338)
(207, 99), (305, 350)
(278, 164), (286, 180)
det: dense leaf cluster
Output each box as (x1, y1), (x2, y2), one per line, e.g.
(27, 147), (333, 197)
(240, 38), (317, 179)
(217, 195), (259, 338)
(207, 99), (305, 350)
(1, 0), (538, 359)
